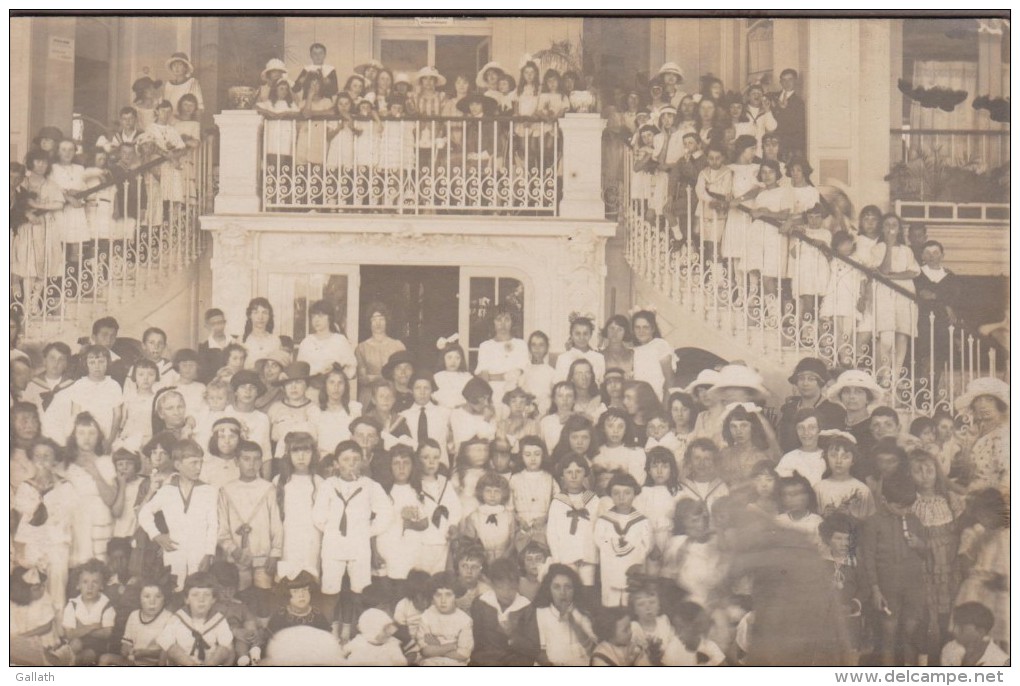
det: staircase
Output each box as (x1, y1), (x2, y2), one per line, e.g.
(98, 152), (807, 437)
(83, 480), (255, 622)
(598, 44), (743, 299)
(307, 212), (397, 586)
(617, 149), (1004, 417)
(12, 136), (216, 348)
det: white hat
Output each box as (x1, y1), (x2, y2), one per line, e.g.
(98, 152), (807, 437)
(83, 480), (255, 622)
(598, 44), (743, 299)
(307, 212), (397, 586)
(357, 608), (394, 640)
(261, 58), (288, 82)
(682, 369), (722, 395)
(707, 364), (769, 400)
(354, 59), (385, 76)
(264, 626), (347, 666)
(476, 60), (505, 89)
(166, 52), (194, 75)
(416, 66), (447, 87)
(393, 72), (412, 87)
(826, 369), (885, 406)
(657, 62), (685, 80)
(657, 105), (678, 119)
(954, 376), (1010, 413)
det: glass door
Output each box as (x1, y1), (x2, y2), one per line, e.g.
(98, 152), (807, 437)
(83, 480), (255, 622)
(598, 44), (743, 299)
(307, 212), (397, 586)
(459, 267), (527, 371)
(262, 265), (360, 346)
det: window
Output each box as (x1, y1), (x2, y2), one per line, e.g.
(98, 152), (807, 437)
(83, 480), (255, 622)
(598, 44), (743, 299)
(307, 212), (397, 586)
(264, 272), (352, 342)
(746, 19), (774, 86)
(465, 276), (524, 370)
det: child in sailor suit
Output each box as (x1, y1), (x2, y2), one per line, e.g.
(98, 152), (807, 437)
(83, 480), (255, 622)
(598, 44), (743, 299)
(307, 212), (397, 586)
(417, 442), (463, 574)
(594, 473), (653, 607)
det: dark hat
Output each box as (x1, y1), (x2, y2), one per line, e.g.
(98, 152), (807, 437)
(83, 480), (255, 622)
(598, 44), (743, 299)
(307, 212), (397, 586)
(274, 361), (315, 386)
(279, 569), (317, 592)
(462, 375), (493, 402)
(36, 126), (65, 142)
(733, 134), (758, 156)
(457, 93), (499, 116)
(231, 369), (267, 396)
(409, 370), (438, 392)
(172, 348), (199, 369)
(381, 351), (415, 381)
(132, 76), (164, 93)
(788, 357), (830, 385)
(502, 386), (535, 406)
(604, 367), (627, 380)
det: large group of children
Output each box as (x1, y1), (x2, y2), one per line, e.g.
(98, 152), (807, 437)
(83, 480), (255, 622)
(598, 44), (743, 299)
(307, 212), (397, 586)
(9, 290), (1010, 667)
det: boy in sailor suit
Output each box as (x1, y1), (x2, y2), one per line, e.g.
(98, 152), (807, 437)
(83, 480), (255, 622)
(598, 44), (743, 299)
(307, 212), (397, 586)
(293, 43), (339, 98)
(547, 456), (601, 593)
(594, 473), (653, 608)
(137, 439), (218, 592)
(313, 439), (392, 641)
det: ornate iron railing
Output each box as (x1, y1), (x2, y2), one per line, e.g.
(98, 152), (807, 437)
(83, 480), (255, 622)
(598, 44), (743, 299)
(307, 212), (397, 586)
(621, 147), (1006, 418)
(10, 133), (216, 337)
(260, 114), (560, 214)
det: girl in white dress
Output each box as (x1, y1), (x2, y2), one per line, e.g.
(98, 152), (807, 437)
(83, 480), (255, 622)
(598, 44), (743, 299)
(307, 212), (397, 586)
(297, 299), (357, 378)
(819, 230), (862, 366)
(242, 297), (283, 369)
(163, 52), (204, 114)
(871, 214), (920, 382)
(514, 61), (542, 161)
(273, 432), (324, 580)
(49, 140), (89, 266)
(376, 445), (426, 582)
(83, 150), (115, 245)
(63, 413), (117, 566)
(851, 205), (884, 362)
(433, 336), (473, 410)
(257, 80), (300, 188)
(791, 201), (832, 321)
(746, 160), (792, 303)
(314, 366), (362, 455)
(720, 136), (760, 265)
(474, 308), (529, 408)
(630, 310), (674, 401)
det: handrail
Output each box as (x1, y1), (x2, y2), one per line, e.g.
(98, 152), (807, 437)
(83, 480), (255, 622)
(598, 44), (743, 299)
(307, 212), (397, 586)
(788, 228), (998, 346)
(256, 112), (566, 123)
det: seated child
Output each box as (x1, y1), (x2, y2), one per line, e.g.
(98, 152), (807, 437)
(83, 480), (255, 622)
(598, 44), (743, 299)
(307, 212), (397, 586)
(518, 542), (550, 602)
(591, 606), (649, 666)
(157, 572), (234, 666)
(416, 572), (474, 666)
(344, 608), (407, 666)
(210, 561), (262, 665)
(267, 570), (331, 636)
(663, 601), (726, 666)
(99, 579), (172, 666)
(393, 570), (432, 664)
(62, 559), (116, 665)
(453, 544), (492, 614)
(940, 602), (1009, 667)
(10, 566), (66, 667)
(469, 558), (532, 666)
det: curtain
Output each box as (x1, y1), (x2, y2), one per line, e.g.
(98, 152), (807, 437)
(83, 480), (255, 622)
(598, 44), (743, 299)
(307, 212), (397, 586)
(909, 60), (979, 130)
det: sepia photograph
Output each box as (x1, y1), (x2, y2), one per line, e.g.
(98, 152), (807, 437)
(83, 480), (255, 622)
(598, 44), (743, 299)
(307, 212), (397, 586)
(7, 10), (1011, 671)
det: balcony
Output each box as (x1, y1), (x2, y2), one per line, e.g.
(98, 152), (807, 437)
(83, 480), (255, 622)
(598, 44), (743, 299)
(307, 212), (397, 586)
(212, 110), (606, 220)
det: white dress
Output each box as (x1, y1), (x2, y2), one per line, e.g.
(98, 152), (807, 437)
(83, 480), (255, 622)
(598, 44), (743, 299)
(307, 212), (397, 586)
(871, 244), (919, 337)
(242, 333), (283, 369)
(633, 337), (673, 400)
(745, 185), (791, 277)
(791, 226), (832, 297)
(48, 163), (90, 244)
(433, 370), (473, 409)
(274, 473), (324, 579)
(314, 402), (362, 455)
(297, 332), (357, 378)
(474, 338), (529, 405)
(65, 458), (116, 566)
(163, 77), (205, 113)
(820, 259), (861, 320)
(721, 163), (760, 260)
(375, 483), (424, 580)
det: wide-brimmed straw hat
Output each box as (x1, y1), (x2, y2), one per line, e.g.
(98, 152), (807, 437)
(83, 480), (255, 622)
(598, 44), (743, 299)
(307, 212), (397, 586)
(393, 72), (412, 88)
(475, 61), (505, 89)
(706, 364), (768, 400)
(254, 349), (292, 375)
(457, 93), (499, 116)
(954, 377), (1010, 413)
(166, 52), (194, 75)
(416, 66), (447, 87)
(261, 58), (288, 82)
(825, 369), (884, 405)
(354, 59), (385, 76)
(657, 62), (685, 81)
(682, 369), (722, 395)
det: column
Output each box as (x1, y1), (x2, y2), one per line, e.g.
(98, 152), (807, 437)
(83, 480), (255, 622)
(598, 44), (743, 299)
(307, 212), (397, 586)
(558, 114), (606, 219)
(213, 110), (262, 214)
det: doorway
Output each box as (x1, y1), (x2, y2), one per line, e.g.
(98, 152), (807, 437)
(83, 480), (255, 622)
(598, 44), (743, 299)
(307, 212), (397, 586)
(359, 266), (460, 372)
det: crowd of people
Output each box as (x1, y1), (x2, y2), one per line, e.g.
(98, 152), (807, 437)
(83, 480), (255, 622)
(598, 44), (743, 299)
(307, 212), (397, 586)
(9, 290), (1010, 667)
(10, 52), (205, 314)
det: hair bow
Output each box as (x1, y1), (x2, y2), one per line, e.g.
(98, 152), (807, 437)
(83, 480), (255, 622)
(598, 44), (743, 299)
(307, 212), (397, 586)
(473, 424), (496, 442)
(382, 432), (416, 451)
(568, 311), (597, 325)
(819, 429), (857, 444)
(519, 53), (535, 69)
(666, 387), (686, 396)
(505, 434), (521, 453)
(21, 567), (43, 585)
(627, 304), (658, 316)
(436, 333), (460, 350)
(724, 402), (760, 415)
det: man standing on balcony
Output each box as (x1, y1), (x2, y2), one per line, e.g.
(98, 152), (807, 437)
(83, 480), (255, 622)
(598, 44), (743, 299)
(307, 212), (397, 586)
(773, 69), (806, 161)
